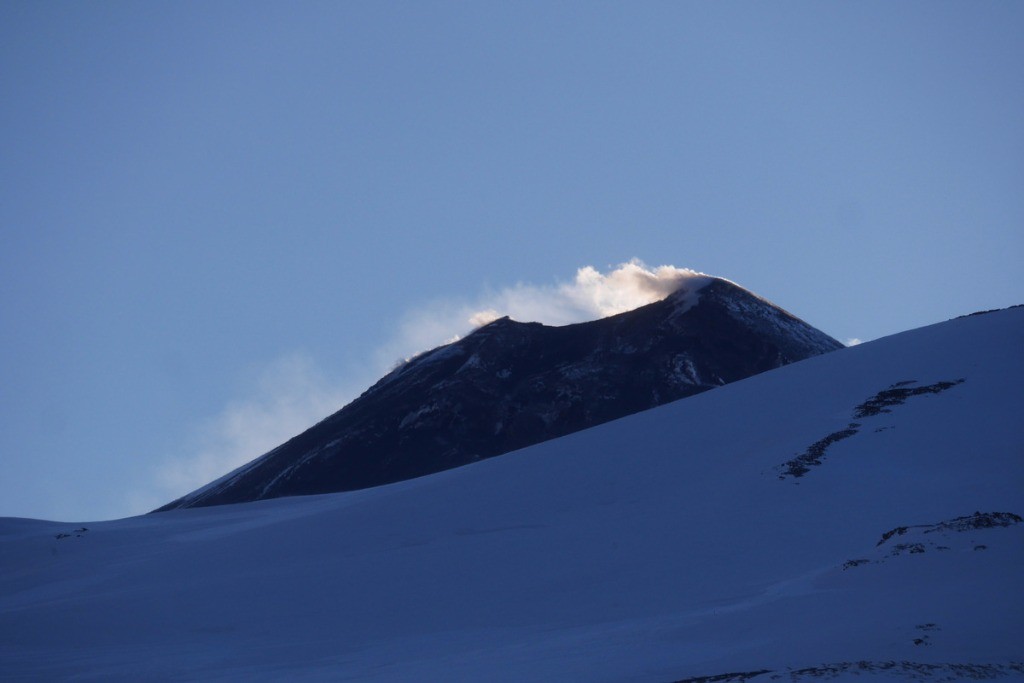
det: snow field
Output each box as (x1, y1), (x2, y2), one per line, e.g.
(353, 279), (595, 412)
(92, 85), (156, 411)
(1, 308), (1021, 681)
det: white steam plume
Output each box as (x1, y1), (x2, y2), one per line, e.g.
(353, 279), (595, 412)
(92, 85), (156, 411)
(561, 261), (709, 319)
(127, 354), (353, 515)
(378, 259), (711, 365)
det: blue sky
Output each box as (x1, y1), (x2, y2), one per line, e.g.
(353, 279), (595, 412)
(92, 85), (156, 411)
(2, 1), (1021, 522)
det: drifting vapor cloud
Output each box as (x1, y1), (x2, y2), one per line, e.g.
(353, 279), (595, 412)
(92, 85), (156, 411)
(482, 259), (706, 325)
(379, 260), (708, 365)
(136, 260), (701, 513)
(563, 261), (707, 319)
(129, 354), (353, 514)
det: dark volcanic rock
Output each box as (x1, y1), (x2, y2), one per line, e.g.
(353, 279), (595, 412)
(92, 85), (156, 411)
(779, 378), (967, 479)
(157, 277), (842, 511)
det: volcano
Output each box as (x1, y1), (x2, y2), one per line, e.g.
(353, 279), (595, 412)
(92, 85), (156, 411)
(158, 276), (842, 511)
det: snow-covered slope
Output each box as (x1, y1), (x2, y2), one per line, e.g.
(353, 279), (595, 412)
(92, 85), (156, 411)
(2, 307), (1021, 681)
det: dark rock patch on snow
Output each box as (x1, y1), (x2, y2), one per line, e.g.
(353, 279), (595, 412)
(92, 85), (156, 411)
(672, 661), (1024, 682)
(853, 379), (965, 419)
(877, 511), (1022, 546)
(54, 527), (88, 540)
(842, 512), (1021, 570)
(670, 670), (771, 682)
(779, 379), (965, 479)
(779, 424), (860, 478)
(912, 623), (940, 646)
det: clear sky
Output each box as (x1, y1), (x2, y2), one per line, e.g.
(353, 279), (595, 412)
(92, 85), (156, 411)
(2, 1), (1021, 522)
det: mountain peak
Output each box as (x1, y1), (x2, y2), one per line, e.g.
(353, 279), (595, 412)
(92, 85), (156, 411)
(156, 274), (842, 511)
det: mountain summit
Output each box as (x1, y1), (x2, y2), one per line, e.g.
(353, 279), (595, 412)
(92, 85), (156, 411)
(158, 276), (842, 510)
